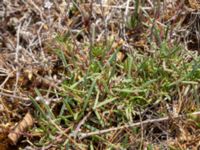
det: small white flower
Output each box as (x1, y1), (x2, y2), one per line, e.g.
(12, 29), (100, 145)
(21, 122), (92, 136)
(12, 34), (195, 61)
(44, 0), (53, 9)
(45, 99), (50, 105)
(35, 96), (42, 101)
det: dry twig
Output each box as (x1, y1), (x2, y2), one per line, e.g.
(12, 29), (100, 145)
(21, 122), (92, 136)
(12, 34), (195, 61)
(79, 111), (200, 139)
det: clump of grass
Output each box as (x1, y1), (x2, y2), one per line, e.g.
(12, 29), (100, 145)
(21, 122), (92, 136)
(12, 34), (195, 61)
(29, 35), (200, 149)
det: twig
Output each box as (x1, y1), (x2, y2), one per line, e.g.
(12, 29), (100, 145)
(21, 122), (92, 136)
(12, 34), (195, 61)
(14, 70), (20, 97)
(15, 23), (21, 63)
(79, 111), (200, 139)
(84, 3), (152, 10)
(0, 92), (29, 100)
(72, 111), (91, 138)
(28, 0), (44, 21)
(0, 71), (14, 87)
(124, 0), (131, 23)
(147, 0), (154, 8)
(14, 23), (21, 98)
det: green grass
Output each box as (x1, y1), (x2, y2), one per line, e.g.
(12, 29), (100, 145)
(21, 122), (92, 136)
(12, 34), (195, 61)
(29, 36), (200, 149)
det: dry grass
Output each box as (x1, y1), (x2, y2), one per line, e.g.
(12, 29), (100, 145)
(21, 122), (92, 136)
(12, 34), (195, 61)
(0, 0), (200, 149)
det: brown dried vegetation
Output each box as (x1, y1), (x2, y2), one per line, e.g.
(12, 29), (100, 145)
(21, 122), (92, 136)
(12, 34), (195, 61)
(0, 0), (200, 149)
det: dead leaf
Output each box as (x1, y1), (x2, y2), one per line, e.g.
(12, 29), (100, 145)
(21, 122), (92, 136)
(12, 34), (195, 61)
(8, 112), (34, 145)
